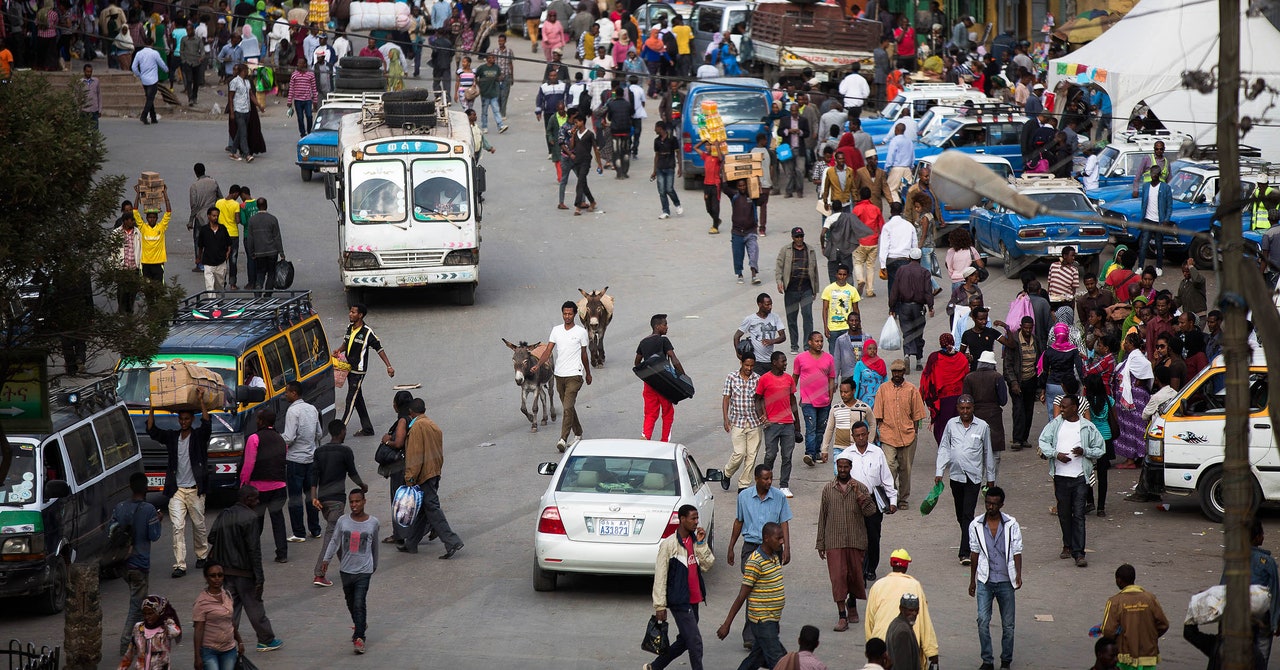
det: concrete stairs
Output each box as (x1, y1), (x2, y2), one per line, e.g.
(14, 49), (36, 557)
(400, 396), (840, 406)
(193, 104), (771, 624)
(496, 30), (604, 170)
(33, 66), (221, 119)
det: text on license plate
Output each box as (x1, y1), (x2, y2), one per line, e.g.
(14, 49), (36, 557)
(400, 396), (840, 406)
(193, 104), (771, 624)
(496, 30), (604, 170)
(1046, 245), (1064, 255)
(146, 474), (165, 489)
(597, 519), (631, 537)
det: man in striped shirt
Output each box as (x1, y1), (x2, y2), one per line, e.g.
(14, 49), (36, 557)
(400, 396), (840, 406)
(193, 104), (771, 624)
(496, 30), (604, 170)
(1047, 247), (1080, 312)
(718, 521), (787, 668)
(287, 61), (318, 137)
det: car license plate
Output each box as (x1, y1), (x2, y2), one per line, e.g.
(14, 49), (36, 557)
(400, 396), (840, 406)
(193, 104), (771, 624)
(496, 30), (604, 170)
(1047, 245), (1064, 255)
(146, 474), (165, 490)
(596, 518), (631, 537)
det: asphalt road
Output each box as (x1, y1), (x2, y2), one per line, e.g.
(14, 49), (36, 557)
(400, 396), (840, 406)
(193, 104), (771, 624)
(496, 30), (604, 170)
(1, 53), (1252, 669)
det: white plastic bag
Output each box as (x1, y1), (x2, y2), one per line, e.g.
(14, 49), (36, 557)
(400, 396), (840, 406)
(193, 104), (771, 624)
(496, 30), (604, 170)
(879, 317), (903, 351)
(393, 484), (422, 527)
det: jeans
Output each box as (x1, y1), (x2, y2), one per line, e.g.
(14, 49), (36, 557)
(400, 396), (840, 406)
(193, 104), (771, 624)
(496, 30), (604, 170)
(232, 110), (251, 157)
(731, 232), (760, 278)
(977, 580), (1017, 665)
(555, 375), (584, 441)
(341, 571), (372, 640)
(1136, 219), (1166, 269)
(612, 134), (632, 177)
(1010, 380), (1040, 444)
(558, 157), (573, 205)
(255, 486), (288, 561)
(120, 568), (148, 655)
(201, 647), (239, 670)
(783, 289), (815, 348)
(652, 605), (703, 670)
(1044, 382), (1064, 415)
(402, 475), (463, 552)
(498, 78), (511, 116)
(286, 461), (321, 538)
(950, 478), (983, 558)
(168, 486), (208, 571)
(779, 159), (803, 195)
(1053, 475), (1088, 559)
(655, 168), (681, 215)
(314, 499), (345, 577)
(225, 573), (276, 644)
(227, 242), (240, 287)
(141, 83), (158, 122)
(343, 372), (373, 433)
(293, 99), (313, 136)
(801, 403), (830, 459)
(480, 95), (503, 130)
(762, 422), (796, 488)
(737, 620), (786, 670)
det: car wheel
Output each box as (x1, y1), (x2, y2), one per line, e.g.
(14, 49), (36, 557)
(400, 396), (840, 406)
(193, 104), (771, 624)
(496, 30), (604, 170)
(683, 175), (700, 191)
(383, 89), (433, 103)
(35, 558), (67, 615)
(1189, 238), (1215, 270)
(533, 563), (557, 592)
(300, 166), (313, 182)
(335, 75), (387, 91)
(1198, 466), (1261, 523)
(999, 243), (1019, 279)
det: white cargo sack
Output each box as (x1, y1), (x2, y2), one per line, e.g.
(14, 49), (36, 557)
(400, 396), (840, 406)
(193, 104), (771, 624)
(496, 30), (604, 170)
(1183, 584), (1272, 625)
(879, 317), (903, 351)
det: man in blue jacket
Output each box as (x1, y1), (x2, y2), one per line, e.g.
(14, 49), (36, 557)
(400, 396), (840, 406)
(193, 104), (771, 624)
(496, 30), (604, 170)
(1136, 165), (1173, 274)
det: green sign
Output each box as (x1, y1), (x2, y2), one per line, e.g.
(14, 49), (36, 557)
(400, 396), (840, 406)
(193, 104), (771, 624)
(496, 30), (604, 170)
(0, 352), (50, 433)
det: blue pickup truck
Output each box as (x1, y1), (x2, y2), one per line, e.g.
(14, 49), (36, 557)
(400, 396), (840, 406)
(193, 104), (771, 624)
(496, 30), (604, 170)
(296, 93), (381, 182)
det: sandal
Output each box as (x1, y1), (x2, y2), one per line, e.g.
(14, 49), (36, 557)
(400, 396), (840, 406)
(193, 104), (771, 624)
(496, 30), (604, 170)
(573, 209), (582, 216)
(557, 203), (569, 210)
(381, 536), (399, 544)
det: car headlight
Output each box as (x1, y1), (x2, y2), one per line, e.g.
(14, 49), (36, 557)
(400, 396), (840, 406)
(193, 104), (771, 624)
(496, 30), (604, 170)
(300, 145), (312, 158)
(344, 251), (380, 270)
(444, 249), (477, 265)
(208, 433), (245, 454)
(1, 535), (43, 555)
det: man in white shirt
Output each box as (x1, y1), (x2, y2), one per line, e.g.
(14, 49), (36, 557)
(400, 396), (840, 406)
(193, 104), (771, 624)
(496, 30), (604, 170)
(536, 300), (593, 451)
(839, 64), (871, 120)
(282, 381), (325, 543)
(883, 123), (915, 203)
(332, 33), (352, 62)
(131, 36), (169, 124)
(1038, 394), (1104, 568)
(696, 53), (720, 79)
(628, 75), (647, 160)
(877, 201), (919, 297)
(934, 395), (994, 566)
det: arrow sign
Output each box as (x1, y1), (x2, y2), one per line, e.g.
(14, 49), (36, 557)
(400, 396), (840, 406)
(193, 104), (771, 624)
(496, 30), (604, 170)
(0, 407), (24, 416)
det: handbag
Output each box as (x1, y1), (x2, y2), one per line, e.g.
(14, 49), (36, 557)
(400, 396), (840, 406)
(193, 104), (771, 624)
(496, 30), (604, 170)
(464, 83), (481, 101)
(969, 248), (989, 282)
(775, 142), (793, 162)
(640, 615), (670, 655)
(274, 259), (295, 288)
(375, 441), (404, 467)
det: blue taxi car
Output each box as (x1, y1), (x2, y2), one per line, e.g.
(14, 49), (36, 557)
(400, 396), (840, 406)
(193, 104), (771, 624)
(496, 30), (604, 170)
(296, 94), (376, 182)
(970, 176), (1109, 278)
(680, 78), (772, 190)
(877, 105), (1029, 176)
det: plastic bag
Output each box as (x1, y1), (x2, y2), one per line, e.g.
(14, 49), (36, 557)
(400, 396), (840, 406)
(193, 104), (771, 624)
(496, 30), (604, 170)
(879, 317), (903, 351)
(640, 615), (670, 654)
(1184, 584), (1273, 625)
(393, 484), (422, 527)
(919, 480), (945, 515)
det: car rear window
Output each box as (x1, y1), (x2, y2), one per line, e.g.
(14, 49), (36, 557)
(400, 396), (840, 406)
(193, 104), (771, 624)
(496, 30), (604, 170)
(556, 456), (679, 495)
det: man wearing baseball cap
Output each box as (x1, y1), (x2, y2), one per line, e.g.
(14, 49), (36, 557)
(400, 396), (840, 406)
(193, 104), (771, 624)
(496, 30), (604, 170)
(865, 548), (939, 670)
(775, 226), (821, 354)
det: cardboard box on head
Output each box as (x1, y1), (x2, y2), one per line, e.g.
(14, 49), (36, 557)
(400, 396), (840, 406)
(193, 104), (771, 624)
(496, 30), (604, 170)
(149, 360), (226, 412)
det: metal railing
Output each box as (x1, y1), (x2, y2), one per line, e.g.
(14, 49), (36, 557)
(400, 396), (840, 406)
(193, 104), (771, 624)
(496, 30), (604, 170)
(3, 640), (59, 670)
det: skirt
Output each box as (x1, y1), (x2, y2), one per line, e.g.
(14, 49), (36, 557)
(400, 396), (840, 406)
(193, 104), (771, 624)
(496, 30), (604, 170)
(1113, 385), (1151, 460)
(932, 395), (959, 445)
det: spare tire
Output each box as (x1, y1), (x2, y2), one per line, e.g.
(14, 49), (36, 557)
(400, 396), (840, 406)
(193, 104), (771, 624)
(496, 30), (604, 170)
(383, 89), (432, 103)
(384, 113), (437, 129)
(339, 56), (384, 71)
(384, 100), (436, 117)
(335, 75), (387, 90)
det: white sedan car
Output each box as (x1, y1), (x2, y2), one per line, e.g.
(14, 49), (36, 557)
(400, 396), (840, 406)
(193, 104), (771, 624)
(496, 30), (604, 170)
(533, 439), (721, 592)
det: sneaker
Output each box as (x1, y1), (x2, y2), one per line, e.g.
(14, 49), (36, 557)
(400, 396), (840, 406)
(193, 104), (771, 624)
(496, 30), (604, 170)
(737, 275), (745, 284)
(313, 576), (333, 587)
(353, 638), (366, 654)
(556, 439), (567, 452)
(500, 125), (510, 133)
(643, 663), (654, 670)
(803, 455), (814, 467)
(310, 532), (322, 539)
(1155, 267), (1163, 277)
(171, 568), (186, 579)
(257, 639), (284, 652)
(790, 347), (800, 354)
(287, 535), (306, 543)
(676, 205), (684, 216)
(708, 227), (720, 235)
(960, 556), (972, 566)
(658, 212), (670, 219)
(354, 429), (376, 437)
(750, 275), (761, 285)
(780, 487), (794, 498)
(570, 435), (582, 448)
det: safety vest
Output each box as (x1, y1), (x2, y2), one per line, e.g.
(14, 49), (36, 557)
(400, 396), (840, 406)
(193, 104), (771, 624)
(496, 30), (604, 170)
(1254, 184), (1273, 230)
(1141, 156), (1170, 184)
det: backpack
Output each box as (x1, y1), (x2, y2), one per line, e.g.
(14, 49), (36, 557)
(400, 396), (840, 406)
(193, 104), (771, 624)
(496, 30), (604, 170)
(108, 500), (142, 554)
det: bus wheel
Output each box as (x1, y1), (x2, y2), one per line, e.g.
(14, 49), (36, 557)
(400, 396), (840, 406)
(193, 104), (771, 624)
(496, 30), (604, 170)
(454, 283), (477, 306)
(345, 287), (365, 307)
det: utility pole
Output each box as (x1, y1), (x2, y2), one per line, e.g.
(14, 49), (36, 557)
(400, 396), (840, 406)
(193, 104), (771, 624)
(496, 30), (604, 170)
(1216, 0), (1252, 664)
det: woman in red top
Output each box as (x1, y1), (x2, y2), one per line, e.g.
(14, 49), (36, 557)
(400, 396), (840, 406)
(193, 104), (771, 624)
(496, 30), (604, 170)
(921, 333), (970, 444)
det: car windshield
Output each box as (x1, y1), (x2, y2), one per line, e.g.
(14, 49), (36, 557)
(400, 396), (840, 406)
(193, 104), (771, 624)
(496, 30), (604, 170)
(1168, 171), (1205, 203)
(349, 160), (407, 223)
(1096, 147), (1120, 175)
(1026, 191), (1093, 211)
(986, 162), (1013, 180)
(0, 441), (38, 506)
(556, 456), (680, 495)
(921, 118), (963, 147)
(879, 96), (906, 121)
(691, 91), (768, 126)
(117, 357), (237, 408)
(314, 108), (358, 132)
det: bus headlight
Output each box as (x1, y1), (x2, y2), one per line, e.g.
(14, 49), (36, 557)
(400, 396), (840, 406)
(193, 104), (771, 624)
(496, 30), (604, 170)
(444, 249), (476, 266)
(344, 252), (380, 270)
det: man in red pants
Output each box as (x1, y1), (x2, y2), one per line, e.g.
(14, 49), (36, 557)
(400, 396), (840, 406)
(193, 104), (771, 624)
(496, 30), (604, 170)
(636, 314), (686, 442)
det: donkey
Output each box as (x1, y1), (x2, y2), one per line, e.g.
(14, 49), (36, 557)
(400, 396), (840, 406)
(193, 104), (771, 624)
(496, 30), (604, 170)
(577, 287), (614, 368)
(502, 338), (557, 432)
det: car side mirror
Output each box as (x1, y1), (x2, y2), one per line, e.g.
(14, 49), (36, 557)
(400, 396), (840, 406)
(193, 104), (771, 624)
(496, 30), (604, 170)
(1195, 194), (1207, 204)
(236, 385), (267, 404)
(1115, 168), (1125, 176)
(324, 175), (337, 201)
(704, 468), (725, 482)
(44, 479), (70, 501)
(537, 462), (557, 475)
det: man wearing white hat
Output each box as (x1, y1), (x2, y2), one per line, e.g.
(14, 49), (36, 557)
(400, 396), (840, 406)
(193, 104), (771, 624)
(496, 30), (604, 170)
(1025, 82), (1045, 116)
(963, 349), (1009, 480)
(817, 451), (878, 631)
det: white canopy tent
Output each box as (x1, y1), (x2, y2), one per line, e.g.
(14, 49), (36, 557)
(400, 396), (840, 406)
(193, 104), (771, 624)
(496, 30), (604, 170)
(1047, 0), (1280, 159)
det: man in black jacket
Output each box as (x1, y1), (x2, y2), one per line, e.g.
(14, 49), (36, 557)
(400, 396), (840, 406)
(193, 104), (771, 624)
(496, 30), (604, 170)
(245, 198), (284, 296)
(310, 420), (369, 587)
(651, 504), (714, 670)
(208, 485), (284, 652)
(146, 389), (212, 579)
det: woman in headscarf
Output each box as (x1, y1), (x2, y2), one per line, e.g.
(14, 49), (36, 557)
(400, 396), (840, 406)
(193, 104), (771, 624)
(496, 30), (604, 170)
(612, 28), (631, 68)
(381, 390), (414, 544)
(1039, 321), (1085, 411)
(1120, 295), (1149, 347)
(121, 595), (182, 669)
(192, 562), (244, 669)
(387, 48), (405, 92)
(852, 338), (887, 408)
(1099, 243), (1130, 282)
(946, 266), (983, 325)
(1112, 332), (1152, 467)
(147, 13), (170, 83)
(921, 333), (970, 444)
(834, 132), (865, 172)
(705, 31), (723, 61)
(1055, 305), (1085, 353)
(719, 34), (741, 76)
(640, 27), (664, 94)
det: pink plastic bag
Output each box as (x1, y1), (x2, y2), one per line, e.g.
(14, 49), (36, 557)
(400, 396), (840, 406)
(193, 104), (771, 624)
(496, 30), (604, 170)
(1005, 294), (1033, 330)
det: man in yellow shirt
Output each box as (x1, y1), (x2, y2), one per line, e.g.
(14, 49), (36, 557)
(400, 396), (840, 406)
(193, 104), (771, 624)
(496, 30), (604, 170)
(670, 16), (693, 77)
(865, 549), (940, 670)
(133, 188), (172, 282)
(215, 184), (243, 289)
